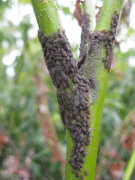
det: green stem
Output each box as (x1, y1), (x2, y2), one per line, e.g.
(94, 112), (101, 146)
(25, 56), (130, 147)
(77, 0), (124, 180)
(95, 0), (124, 31)
(122, 148), (135, 180)
(31, 0), (61, 35)
(65, 2), (96, 178)
(84, 0), (96, 31)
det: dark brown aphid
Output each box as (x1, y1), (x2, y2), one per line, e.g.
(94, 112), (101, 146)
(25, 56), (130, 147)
(78, 53), (86, 69)
(80, 147), (85, 153)
(77, 128), (82, 136)
(82, 150), (87, 157)
(86, 121), (90, 127)
(84, 170), (88, 175)
(85, 139), (90, 145)
(71, 169), (75, 174)
(54, 31), (58, 39)
(81, 158), (85, 164)
(46, 43), (52, 49)
(75, 171), (80, 178)
(81, 174), (84, 180)
(53, 38), (61, 44)
(77, 143), (81, 149)
(81, 127), (86, 133)
(76, 149), (79, 153)
(80, 164), (83, 168)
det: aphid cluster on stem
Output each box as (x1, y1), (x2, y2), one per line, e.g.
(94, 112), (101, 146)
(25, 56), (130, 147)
(38, 9), (120, 179)
(83, 31), (105, 103)
(38, 29), (91, 178)
(103, 12), (119, 71)
(82, 11), (120, 103)
(64, 73), (91, 176)
(79, 12), (90, 74)
(78, 11), (99, 103)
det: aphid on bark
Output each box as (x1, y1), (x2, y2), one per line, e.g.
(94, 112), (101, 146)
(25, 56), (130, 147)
(77, 122), (81, 127)
(46, 43), (52, 49)
(81, 174), (84, 180)
(76, 171), (80, 178)
(77, 143), (81, 149)
(85, 139), (90, 145)
(77, 128), (82, 136)
(82, 122), (86, 127)
(82, 150), (87, 157)
(53, 38), (61, 44)
(80, 146), (85, 153)
(78, 53), (86, 69)
(86, 121), (90, 127)
(38, 27), (91, 179)
(84, 170), (88, 175)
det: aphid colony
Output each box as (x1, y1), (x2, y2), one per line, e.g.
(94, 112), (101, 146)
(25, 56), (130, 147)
(38, 28), (91, 179)
(82, 11), (119, 80)
(81, 12), (120, 104)
(38, 9), (119, 179)
(78, 12), (90, 74)
(86, 12), (119, 72)
(103, 12), (119, 70)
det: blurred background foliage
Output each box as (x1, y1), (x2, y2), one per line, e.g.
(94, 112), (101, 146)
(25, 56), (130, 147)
(0, 0), (135, 179)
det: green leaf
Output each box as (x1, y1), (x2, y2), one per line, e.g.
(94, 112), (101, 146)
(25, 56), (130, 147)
(126, 26), (135, 38)
(18, 0), (31, 4)
(57, 5), (73, 16)
(60, 6), (71, 15)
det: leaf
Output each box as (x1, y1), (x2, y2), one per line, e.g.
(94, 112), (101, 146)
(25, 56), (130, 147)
(58, 5), (73, 16)
(61, 6), (71, 15)
(18, 0), (31, 4)
(126, 27), (135, 38)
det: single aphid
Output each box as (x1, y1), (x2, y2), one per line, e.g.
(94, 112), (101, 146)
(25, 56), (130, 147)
(78, 53), (87, 69)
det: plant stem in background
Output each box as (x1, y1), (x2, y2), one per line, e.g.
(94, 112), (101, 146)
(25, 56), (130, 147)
(122, 148), (135, 180)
